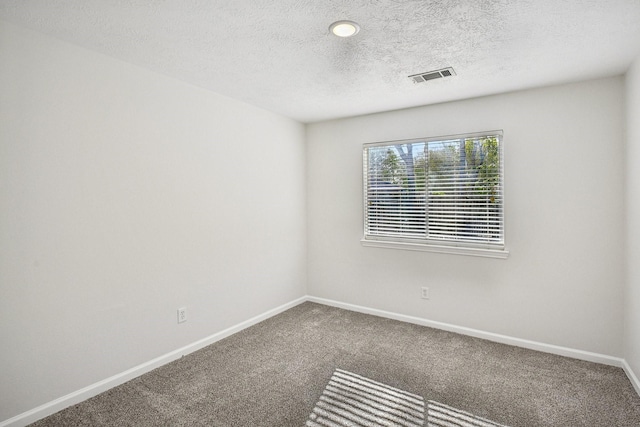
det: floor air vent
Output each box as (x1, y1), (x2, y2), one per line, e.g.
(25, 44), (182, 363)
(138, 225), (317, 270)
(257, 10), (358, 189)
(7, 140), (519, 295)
(409, 67), (456, 84)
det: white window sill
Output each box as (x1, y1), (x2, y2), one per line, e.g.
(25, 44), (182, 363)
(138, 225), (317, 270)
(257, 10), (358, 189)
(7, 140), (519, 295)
(360, 238), (509, 259)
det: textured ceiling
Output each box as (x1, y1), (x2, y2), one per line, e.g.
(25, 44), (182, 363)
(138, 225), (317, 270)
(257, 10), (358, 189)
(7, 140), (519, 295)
(1, 0), (640, 123)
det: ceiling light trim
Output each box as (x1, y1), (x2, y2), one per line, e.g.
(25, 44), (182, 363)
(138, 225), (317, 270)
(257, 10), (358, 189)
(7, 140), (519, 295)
(329, 20), (360, 37)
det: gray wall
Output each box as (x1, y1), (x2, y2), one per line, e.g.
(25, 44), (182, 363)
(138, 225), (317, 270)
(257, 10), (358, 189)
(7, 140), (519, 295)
(0, 21), (307, 421)
(307, 77), (625, 356)
(625, 54), (640, 386)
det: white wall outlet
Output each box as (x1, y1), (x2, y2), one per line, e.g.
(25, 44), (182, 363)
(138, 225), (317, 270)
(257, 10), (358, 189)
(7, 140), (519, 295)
(177, 307), (187, 323)
(421, 287), (429, 299)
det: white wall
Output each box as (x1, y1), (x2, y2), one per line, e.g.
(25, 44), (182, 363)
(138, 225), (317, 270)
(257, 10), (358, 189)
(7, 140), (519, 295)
(0, 21), (306, 422)
(625, 55), (640, 381)
(307, 77), (625, 356)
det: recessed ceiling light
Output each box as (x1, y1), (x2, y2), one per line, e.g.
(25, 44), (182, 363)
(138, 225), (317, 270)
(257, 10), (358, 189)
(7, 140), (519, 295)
(329, 20), (360, 38)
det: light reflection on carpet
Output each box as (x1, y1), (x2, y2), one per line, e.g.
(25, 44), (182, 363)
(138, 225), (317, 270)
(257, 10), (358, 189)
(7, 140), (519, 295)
(426, 400), (508, 427)
(306, 369), (508, 427)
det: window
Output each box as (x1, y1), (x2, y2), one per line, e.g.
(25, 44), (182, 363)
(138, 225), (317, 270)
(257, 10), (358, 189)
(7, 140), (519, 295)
(362, 131), (507, 258)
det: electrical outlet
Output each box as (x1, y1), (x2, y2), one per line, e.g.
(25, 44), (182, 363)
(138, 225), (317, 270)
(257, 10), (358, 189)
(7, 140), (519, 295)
(177, 307), (187, 323)
(421, 287), (429, 299)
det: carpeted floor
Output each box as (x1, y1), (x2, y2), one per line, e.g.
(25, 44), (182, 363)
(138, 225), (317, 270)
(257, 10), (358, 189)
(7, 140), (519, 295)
(29, 302), (640, 426)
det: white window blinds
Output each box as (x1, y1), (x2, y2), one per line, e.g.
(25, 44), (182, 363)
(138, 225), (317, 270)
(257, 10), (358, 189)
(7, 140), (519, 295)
(363, 131), (504, 252)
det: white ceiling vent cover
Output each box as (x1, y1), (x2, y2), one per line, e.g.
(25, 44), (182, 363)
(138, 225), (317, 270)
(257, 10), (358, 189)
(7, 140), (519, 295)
(409, 67), (456, 84)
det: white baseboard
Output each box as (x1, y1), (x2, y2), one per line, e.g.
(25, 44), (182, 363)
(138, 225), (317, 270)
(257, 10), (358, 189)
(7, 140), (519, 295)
(622, 359), (640, 397)
(307, 296), (625, 368)
(3, 294), (637, 427)
(0, 296), (307, 427)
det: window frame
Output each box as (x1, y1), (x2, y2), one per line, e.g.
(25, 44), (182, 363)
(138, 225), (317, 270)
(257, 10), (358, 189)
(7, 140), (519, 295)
(361, 130), (508, 259)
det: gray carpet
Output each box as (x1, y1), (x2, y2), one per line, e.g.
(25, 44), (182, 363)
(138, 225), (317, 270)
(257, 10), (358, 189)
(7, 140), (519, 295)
(29, 302), (640, 426)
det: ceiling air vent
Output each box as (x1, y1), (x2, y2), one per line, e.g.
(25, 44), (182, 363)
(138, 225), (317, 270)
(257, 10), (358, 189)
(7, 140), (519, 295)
(409, 67), (456, 84)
